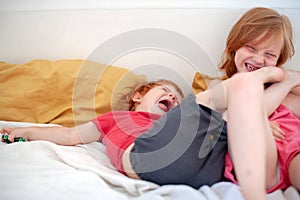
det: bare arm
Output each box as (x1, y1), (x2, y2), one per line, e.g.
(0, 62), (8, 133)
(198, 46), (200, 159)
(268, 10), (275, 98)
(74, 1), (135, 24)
(282, 92), (300, 119)
(0, 122), (100, 145)
(291, 85), (300, 95)
(264, 70), (300, 116)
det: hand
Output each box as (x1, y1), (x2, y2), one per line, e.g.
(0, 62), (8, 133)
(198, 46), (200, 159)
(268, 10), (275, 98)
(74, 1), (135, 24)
(269, 121), (285, 140)
(0, 127), (28, 143)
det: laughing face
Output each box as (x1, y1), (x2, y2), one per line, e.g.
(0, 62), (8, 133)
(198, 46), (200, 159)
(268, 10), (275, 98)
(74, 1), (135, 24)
(132, 84), (182, 115)
(234, 33), (283, 73)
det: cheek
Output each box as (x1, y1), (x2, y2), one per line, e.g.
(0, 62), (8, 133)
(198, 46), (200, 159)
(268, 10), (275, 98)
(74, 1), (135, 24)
(234, 50), (243, 67)
(266, 60), (278, 67)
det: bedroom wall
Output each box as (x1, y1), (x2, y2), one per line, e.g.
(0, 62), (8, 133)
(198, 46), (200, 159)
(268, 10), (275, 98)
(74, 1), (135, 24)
(0, 0), (299, 93)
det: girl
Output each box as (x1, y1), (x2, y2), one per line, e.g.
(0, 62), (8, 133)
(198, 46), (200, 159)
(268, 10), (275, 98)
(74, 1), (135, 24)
(218, 7), (300, 193)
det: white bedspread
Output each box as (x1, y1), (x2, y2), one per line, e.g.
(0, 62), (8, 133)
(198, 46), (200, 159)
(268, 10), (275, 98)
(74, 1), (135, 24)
(0, 121), (298, 200)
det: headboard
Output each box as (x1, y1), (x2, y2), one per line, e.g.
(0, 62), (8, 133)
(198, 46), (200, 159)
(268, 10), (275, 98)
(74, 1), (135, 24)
(1, 0), (299, 94)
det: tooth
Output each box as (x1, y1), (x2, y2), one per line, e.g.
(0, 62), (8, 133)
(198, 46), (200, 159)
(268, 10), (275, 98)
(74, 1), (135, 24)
(247, 65), (254, 71)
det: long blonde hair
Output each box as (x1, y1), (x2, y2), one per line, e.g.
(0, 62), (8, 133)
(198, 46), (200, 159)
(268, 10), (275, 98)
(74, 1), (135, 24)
(219, 7), (294, 77)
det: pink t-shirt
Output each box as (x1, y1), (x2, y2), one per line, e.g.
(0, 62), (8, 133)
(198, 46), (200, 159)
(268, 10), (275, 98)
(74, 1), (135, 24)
(224, 104), (300, 192)
(92, 111), (161, 173)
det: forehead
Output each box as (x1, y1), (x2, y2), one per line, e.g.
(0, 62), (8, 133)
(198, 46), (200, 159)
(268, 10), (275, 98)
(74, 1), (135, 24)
(251, 32), (283, 51)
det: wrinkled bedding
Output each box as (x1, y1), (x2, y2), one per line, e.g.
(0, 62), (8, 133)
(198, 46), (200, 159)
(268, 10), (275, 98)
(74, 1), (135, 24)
(0, 120), (299, 200)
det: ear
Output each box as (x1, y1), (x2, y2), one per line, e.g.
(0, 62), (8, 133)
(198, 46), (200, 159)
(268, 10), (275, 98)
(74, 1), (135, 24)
(132, 92), (142, 103)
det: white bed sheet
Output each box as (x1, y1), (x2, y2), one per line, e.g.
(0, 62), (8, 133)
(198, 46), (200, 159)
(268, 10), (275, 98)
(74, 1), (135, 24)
(0, 120), (298, 200)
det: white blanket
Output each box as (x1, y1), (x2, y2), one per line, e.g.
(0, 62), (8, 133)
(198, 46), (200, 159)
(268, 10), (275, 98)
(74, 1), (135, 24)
(0, 121), (298, 200)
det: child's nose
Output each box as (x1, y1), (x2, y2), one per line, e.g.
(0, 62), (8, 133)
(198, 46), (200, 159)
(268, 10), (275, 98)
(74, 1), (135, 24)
(253, 53), (265, 65)
(168, 93), (178, 102)
(168, 93), (175, 98)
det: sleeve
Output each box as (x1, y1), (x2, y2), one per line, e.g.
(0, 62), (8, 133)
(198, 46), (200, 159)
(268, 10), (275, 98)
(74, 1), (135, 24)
(92, 112), (113, 140)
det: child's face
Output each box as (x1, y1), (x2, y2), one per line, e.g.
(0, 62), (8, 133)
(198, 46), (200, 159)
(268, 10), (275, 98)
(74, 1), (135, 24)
(234, 33), (283, 73)
(132, 84), (182, 115)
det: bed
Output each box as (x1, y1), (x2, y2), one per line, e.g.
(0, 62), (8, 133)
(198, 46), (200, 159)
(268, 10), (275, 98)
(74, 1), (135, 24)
(0, 129), (299, 200)
(0, 59), (299, 200)
(1, 2), (300, 200)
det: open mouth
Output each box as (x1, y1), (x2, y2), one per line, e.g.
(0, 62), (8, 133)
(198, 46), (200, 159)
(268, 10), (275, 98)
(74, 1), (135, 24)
(245, 63), (259, 72)
(158, 99), (172, 112)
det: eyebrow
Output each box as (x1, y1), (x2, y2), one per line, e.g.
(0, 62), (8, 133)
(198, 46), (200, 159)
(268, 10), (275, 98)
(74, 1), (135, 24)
(161, 85), (183, 100)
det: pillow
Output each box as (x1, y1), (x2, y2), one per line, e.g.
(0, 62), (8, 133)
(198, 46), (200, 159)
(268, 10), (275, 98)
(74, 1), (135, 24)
(192, 69), (300, 94)
(0, 59), (146, 127)
(192, 72), (225, 94)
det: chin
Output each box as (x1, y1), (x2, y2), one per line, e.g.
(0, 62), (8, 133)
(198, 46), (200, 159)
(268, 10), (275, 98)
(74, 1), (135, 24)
(150, 107), (166, 115)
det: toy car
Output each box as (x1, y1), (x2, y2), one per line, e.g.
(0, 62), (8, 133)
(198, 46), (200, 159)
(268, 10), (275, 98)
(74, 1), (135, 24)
(1, 134), (27, 144)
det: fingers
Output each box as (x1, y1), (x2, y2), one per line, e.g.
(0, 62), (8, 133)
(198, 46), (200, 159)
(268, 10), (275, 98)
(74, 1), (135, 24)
(0, 127), (11, 134)
(1, 127), (16, 143)
(272, 130), (285, 140)
(1, 127), (28, 143)
(269, 121), (285, 140)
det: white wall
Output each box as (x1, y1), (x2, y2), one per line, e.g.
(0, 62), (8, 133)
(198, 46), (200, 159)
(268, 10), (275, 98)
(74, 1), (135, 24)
(1, 0), (299, 10)
(0, 0), (299, 93)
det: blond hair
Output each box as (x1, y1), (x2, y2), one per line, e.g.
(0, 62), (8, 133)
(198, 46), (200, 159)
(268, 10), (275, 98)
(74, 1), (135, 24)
(219, 7), (294, 77)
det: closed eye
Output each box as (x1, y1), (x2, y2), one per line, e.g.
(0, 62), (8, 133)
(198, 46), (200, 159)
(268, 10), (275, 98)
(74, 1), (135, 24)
(160, 85), (181, 104)
(246, 45), (256, 52)
(266, 52), (277, 58)
(161, 87), (169, 93)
